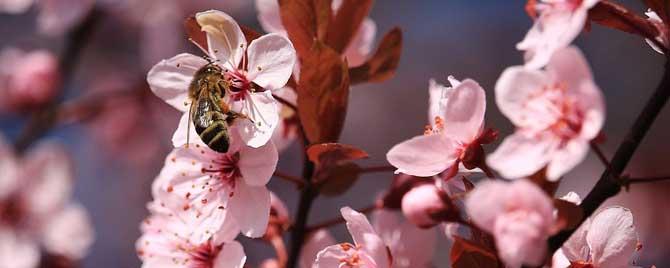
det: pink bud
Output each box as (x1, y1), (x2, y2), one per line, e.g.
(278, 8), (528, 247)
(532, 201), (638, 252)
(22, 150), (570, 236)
(401, 183), (455, 228)
(5, 50), (60, 110)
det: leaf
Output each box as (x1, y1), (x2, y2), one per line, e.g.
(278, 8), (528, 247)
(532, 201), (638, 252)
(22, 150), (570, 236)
(278, 0), (332, 58)
(298, 41), (350, 144)
(450, 237), (502, 268)
(349, 28), (403, 84)
(184, 15), (207, 51)
(588, 1), (660, 39)
(306, 143), (368, 165)
(240, 25), (262, 43)
(325, 0), (374, 53)
(316, 162), (361, 196)
(554, 199), (584, 231)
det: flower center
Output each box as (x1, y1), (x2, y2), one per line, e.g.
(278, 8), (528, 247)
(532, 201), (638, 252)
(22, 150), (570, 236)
(338, 243), (368, 268)
(186, 240), (222, 268)
(526, 82), (583, 142)
(224, 69), (253, 101)
(0, 198), (26, 228)
(201, 152), (242, 197)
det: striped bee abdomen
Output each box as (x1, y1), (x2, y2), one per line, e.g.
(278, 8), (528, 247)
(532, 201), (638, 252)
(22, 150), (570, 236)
(191, 90), (231, 153)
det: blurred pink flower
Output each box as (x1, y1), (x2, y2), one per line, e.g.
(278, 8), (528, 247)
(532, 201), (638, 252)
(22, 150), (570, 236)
(556, 206), (641, 268)
(465, 179), (555, 268)
(0, 48), (60, 112)
(400, 183), (450, 228)
(270, 87), (299, 153)
(148, 10), (296, 149)
(0, 0), (93, 36)
(0, 137), (94, 265)
(255, 0), (376, 67)
(152, 140), (278, 243)
(313, 207), (392, 268)
(645, 9), (669, 55)
(372, 209), (436, 268)
(300, 229), (335, 268)
(488, 46), (605, 181)
(387, 76), (490, 179)
(136, 202), (246, 268)
(518, 0), (599, 69)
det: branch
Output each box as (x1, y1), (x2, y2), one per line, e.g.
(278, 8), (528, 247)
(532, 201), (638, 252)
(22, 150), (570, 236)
(273, 170), (305, 188)
(360, 165), (396, 173)
(626, 175), (670, 185)
(548, 59), (670, 253)
(13, 7), (102, 154)
(590, 142), (611, 167)
(306, 204), (378, 232)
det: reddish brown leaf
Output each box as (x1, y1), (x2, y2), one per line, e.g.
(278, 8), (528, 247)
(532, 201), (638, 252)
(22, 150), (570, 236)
(306, 143), (368, 165)
(528, 167), (559, 196)
(240, 25), (262, 43)
(278, 0), (332, 58)
(298, 41), (350, 143)
(588, 1), (660, 39)
(325, 0), (374, 53)
(381, 174), (431, 209)
(349, 28), (403, 84)
(461, 176), (476, 192)
(315, 162), (362, 196)
(451, 237), (502, 268)
(184, 16), (207, 51)
(643, 0), (668, 22)
(554, 199), (584, 231)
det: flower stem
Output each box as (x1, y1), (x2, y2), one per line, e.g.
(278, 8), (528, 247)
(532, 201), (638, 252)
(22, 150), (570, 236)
(626, 176), (670, 185)
(274, 170), (306, 188)
(13, 7), (102, 154)
(305, 204), (378, 232)
(548, 59), (670, 253)
(359, 165), (396, 173)
(590, 142), (611, 167)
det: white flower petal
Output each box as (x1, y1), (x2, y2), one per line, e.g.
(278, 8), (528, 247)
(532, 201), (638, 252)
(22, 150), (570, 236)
(196, 10), (246, 69)
(229, 184), (271, 238)
(247, 33), (296, 91)
(147, 53), (206, 112)
(239, 141), (278, 186)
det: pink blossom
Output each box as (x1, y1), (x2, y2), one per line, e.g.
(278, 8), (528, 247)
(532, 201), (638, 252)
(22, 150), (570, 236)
(270, 87), (299, 152)
(465, 179), (556, 268)
(518, 0), (599, 69)
(488, 46), (605, 180)
(0, 137), (94, 264)
(400, 183), (450, 228)
(136, 202), (246, 268)
(314, 207), (392, 268)
(645, 9), (669, 55)
(387, 76), (490, 179)
(557, 206), (641, 268)
(255, 0), (376, 67)
(372, 209), (436, 268)
(300, 229), (336, 268)
(147, 10), (296, 149)
(0, 0), (32, 13)
(152, 140), (278, 243)
(0, 48), (60, 111)
(37, 0), (95, 36)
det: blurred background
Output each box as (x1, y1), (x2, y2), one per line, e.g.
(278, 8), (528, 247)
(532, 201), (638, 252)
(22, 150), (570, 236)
(0, 0), (668, 267)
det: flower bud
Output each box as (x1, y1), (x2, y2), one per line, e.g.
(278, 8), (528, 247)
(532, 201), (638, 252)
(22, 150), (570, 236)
(3, 49), (60, 110)
(401, 183), (457, 228)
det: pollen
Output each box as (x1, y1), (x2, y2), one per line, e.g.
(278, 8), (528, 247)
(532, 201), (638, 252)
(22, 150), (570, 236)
(167, 186), (174, 193)
(257, 66), (262, 71)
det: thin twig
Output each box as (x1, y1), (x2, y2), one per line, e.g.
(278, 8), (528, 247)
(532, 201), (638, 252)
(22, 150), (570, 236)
(548, 59), (670, 253)
(306, 204), (378, 232)
(590, 142), (611, 167)
(359, 165), (396, 173)
(626, 176), (670, 184)
(270, 235), (288, 268)
(273, 170), (305, 188)
(273, 93), (298, 112)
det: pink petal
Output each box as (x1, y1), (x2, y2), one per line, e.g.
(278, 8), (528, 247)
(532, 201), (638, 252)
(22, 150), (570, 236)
(546, 139), (590, 180)
(0, 228), (39, 268)
(386, 134), (458, 177)
(239, 141), (278, 186)
(442, 79), (486, 143)
(42, 204), (94, 260)
(147, 53), (207, 112)
(372, 209), (436, 268)
(230, 91), (280, 148)
(21, 142), (73, 218)
(428, 78), (452, 128)
(341, 207), (390, 268)
(196, 10), (247, 69)
(247, 33), (296, 91)
(494, 66), (548, 129)
(0, 0), (33, 13)
(300, 229), (336, 268)
(486, 133), (558, 180)
(212, 241), (247, 268)
(228, 184), (271, 238)
(493, 211), (548, 267)
(552, 249), (572, 268)
(561, 217), (592, 262)
(314, 245), (351, 268)
(465, 180), (509, 232)
(255, 0), (286, 34)
(37, 0), (94, 36)
(270, 87), (299, 152)
(587, 207), (638, 268)
(344, 18), (377, 67)
(171, 113), (208, 148)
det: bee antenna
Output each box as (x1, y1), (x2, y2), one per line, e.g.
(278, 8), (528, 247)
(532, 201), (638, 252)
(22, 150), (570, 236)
(187, 102), (194, 148)
(189, 38), (211, 56)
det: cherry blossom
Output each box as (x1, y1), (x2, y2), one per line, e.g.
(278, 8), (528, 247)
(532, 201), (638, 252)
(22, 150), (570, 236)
(255, 0), (377, 67)
(518, 0), (599, 69)
(400, 183), (451, 228)
(136, 202), (246, 268)
(152, 140), (278, 243)
(0, 48), (60, 112)
(555, 206), (641, 268)
(488, 46), (605, 180)
(270, 87), (299, 152)
(465, 179), (556, 268)
(0, 137), (94, 265)
(147, 9), (296, 149)
(299, 229), (336, 268)
(387, 76), (492, 179)
(645, 9), (669, 55)
(372, 209), (436, 268)
(313, 207), (392, 268)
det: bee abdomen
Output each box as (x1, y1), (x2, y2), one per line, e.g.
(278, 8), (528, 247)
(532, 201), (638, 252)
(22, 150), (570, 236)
(195, 119), (230, 153)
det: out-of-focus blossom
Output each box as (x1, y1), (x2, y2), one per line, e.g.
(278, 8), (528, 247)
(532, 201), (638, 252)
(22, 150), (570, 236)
(265, 192), (290, 239)
(300, 229), (335, 268)
(313, 207), (392, 268)
(0, 0), (94, 36)
(260, 259), (281, 268)
(645, 9), (669, 55)
(488, 46), (605, 181)
(518, 0), (599, 69)
(387, 76), (491, 179)
(0, 48), (60, 112)
(400, 183), (451, 228)
(148, 10), (296, 148)
(152, 140), (278, 243)
(372, 209), (436, 268)
(466, 179), (556, 268)
(255, 0), (376, 67)
(0, 137), (94, 265)
(270, 87), (299, 152)
(555, 206), (641, 268)
(136, 202), (246, 268)
(0, 0), (32, 13)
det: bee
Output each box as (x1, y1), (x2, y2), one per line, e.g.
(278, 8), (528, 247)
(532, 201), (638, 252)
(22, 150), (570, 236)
(187, 62), (244, 153)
